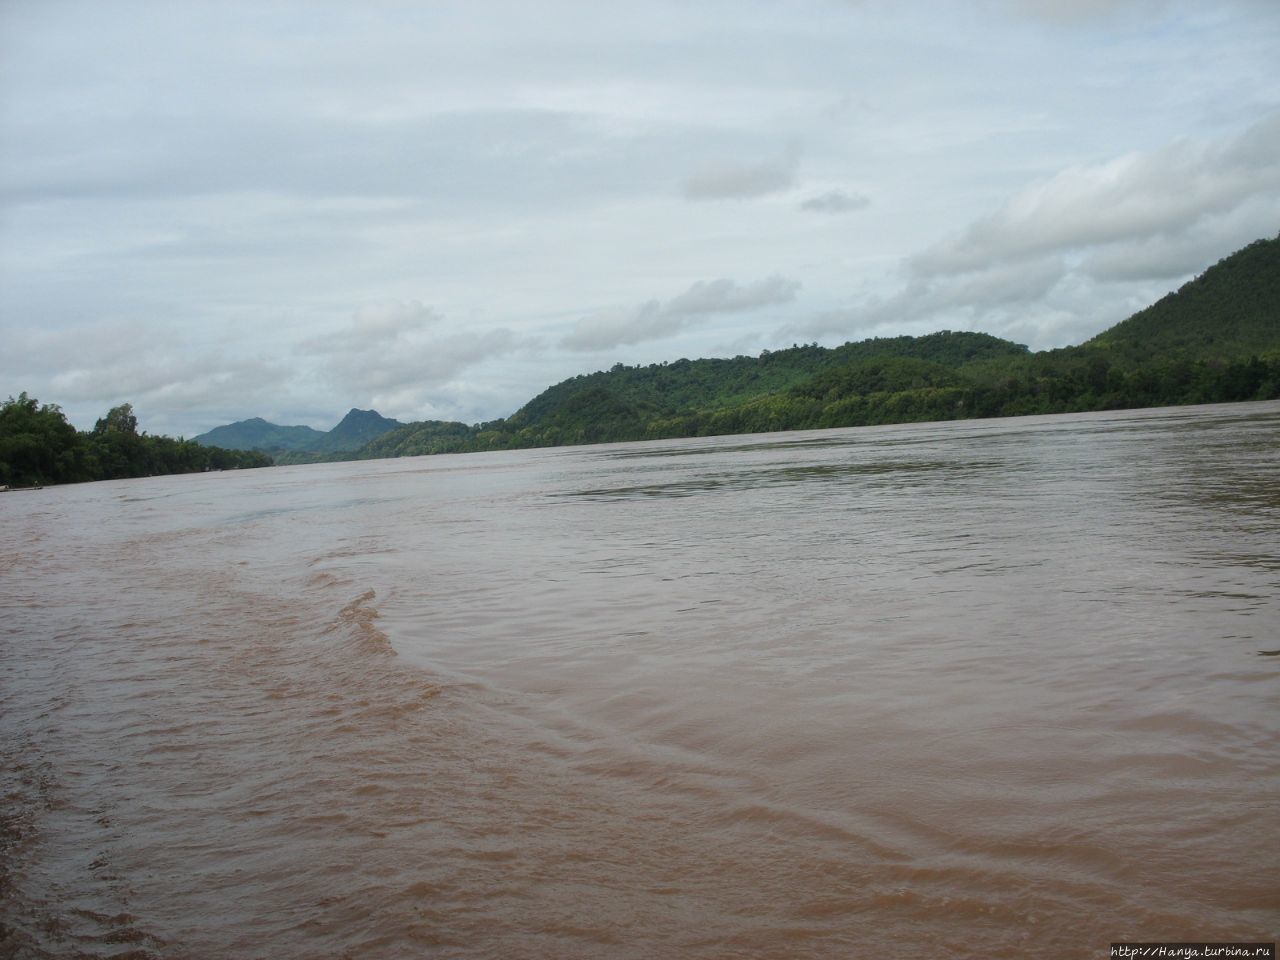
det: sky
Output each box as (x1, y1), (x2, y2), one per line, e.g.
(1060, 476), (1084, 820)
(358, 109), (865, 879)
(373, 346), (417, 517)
(2, 0), (1278, 437)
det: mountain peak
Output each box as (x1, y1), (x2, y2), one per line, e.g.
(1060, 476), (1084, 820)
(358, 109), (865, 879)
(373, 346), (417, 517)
(336, 407), (387, 423)
(314, 408), (402, 452)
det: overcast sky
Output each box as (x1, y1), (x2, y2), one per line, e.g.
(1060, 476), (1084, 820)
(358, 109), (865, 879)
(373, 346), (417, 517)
(2, 0), (1278, 436)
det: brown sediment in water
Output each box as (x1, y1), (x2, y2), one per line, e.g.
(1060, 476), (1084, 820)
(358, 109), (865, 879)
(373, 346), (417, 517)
(328, 589), (397, 656)
(2, 403), (1278, 959)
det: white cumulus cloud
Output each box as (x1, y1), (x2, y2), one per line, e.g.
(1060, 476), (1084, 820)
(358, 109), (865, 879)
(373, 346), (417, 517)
(302, 302), (527, 418)
(913, 112), (1280, 278)
(563, 275), (801, 351)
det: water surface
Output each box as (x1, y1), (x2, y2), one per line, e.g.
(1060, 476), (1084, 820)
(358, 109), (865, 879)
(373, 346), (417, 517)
(2, 402), (1278, 958)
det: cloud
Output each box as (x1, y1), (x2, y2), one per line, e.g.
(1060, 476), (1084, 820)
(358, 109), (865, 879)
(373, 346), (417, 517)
(301, 301), (526, 418)
(44, 349), (295, 436)
(0, 314), (300, 432)
(563, 275), (801, 351)
(785, 113), (1280, 350)
(348, 300), (442, 340)
(342, 327), (522, 419)
(50, 355), (292, 421)
(682, 146), (801, 200)
(799, 190), (870, 214)
(791, 256), (1066, 341)
(664, 275), (801, 315)
(1079, 230), (1240, 283)
(913, 112), (1280, 277)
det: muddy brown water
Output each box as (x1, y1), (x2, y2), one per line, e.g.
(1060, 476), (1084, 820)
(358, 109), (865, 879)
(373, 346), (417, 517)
(2, 402), (1278, 959)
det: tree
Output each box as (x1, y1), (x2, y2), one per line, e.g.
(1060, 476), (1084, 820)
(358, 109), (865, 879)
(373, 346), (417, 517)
(95, 403), (138, 435)
(0, 393), (82, 486)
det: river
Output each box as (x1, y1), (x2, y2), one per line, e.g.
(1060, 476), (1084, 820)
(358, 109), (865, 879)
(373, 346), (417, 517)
(2, 401), (1277, 958)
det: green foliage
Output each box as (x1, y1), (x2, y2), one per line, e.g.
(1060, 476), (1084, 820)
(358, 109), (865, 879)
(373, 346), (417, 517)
(479, 331), (1029, 450)
(351, 420), (479, 459)
(94, 402), (138, 435)
(1088, 235), (1280, 363)
(192, 417), (326, 453)
(503, 331), (1026, 441)
(0, 393), (82, 487)
(824, 330), (1029, 367)
(310, 408), (402, 453)
(792, 357), (962, 401)
(0, 395), (270, 488)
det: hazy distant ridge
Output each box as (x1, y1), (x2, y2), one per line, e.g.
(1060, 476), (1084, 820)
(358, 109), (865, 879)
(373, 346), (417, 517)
(193, 408), (400, 454)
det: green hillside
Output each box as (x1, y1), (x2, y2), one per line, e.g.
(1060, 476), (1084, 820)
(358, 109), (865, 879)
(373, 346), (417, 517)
(1087, 236), (1280, 362)
(512, 331), (1025, 426)
(485, 331), (1027, 448)
(193, 417), (324, 453)
(356, 419), (478, 459)
(310, 408), (402, 453)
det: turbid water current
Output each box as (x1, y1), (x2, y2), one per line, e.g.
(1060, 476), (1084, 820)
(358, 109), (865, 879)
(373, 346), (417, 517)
(2, 402), (1278, 959)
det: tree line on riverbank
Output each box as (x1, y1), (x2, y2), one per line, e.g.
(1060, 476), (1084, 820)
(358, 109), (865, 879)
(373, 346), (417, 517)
(351, 342), (1279, 459)
(0, 397), (270, 488)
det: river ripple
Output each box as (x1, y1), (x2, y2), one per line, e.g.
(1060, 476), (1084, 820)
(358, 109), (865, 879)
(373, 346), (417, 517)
(2, 401), (1278, 958)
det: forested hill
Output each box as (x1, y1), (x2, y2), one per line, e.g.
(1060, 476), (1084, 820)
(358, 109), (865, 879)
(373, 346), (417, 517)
(312, 408), (403, 452)
(193, 417), (324, 453)
(357, 233), (1279, 458)
(494, 331), (1028, 448)
(509, 331), (1025, 428)
(1086, 235), (1280, 362)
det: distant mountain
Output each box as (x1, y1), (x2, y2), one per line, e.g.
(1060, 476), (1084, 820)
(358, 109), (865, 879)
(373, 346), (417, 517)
(310, 408), (403, 453)
(192, 417), (325, 453)
(193, 408), (400, 455)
